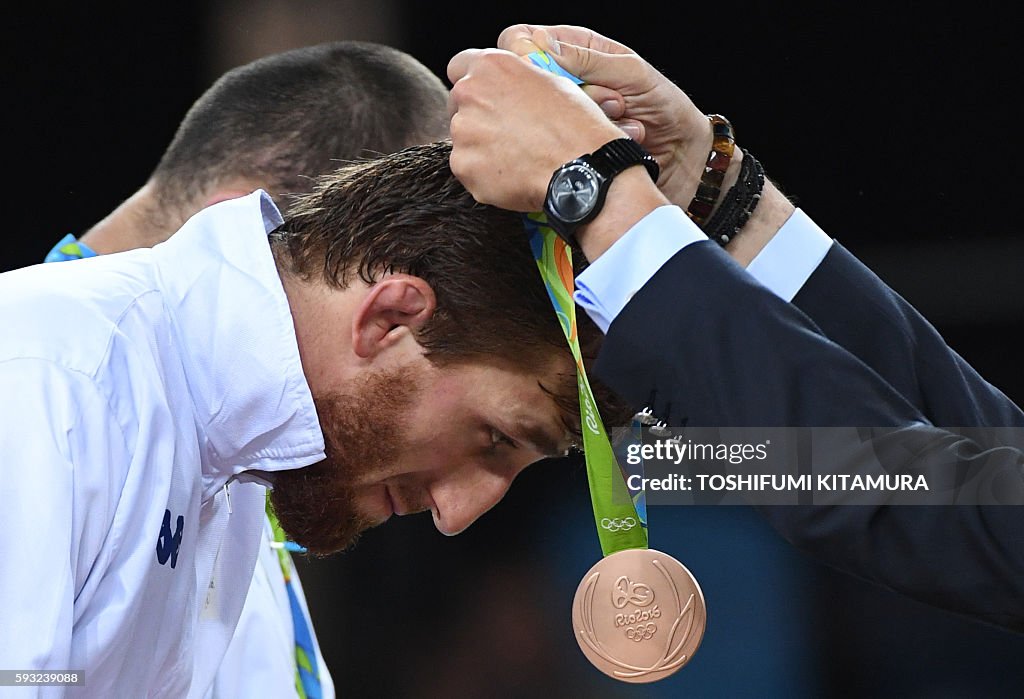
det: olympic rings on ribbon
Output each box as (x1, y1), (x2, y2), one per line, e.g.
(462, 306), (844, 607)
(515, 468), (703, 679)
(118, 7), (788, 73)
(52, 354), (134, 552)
(600, 517), (637, 532)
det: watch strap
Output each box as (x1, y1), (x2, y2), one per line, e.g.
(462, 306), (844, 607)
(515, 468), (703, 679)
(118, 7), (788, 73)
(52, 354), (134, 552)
(585, 138), (660, 183)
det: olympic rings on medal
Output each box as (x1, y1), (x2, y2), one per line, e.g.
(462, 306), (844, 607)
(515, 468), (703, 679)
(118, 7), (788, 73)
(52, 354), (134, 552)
(625, 622), (658, 642)
(600, 517), (637, 532)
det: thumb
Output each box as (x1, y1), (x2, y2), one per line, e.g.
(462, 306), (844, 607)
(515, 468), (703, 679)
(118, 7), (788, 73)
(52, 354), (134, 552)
(539, 37), (632, 91)
(498, 23), (544, 58)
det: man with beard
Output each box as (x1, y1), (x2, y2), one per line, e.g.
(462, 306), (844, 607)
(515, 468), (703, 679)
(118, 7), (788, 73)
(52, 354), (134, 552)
(0, 138), (593, 693)
(265, 142), (603, 552)
(37, 40), (451, 699)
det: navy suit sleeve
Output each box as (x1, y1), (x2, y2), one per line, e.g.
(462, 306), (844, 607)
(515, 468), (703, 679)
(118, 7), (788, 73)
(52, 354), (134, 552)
(594, 240), (1024, 631)
(793, 243), (1024, 428)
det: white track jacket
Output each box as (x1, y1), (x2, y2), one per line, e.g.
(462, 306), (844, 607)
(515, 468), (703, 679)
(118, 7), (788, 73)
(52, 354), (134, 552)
(0, 191), (326, 697)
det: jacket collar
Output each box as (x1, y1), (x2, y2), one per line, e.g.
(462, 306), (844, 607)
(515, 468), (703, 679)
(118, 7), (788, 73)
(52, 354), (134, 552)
(150, 191), (325, 495)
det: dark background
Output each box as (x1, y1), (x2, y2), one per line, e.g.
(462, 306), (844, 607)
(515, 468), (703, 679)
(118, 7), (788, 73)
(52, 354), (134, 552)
(7, 3), (1024, 697)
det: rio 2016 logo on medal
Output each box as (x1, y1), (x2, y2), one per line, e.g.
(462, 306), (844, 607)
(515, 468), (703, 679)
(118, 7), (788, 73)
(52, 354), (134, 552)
(572, 548), (707, 683)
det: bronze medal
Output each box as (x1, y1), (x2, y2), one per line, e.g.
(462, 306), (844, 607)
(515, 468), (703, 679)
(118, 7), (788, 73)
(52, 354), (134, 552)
(572, 548), (706, 683)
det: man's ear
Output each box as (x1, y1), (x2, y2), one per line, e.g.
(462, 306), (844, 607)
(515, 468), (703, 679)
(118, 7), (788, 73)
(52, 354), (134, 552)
(351, 275), (437, 359)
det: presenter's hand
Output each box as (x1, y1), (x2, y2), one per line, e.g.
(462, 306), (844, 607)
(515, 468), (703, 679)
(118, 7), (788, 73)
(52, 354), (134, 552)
(496, 24), (797, 266)
(495, 24), (714, 210)
(447, 47), (623, 212)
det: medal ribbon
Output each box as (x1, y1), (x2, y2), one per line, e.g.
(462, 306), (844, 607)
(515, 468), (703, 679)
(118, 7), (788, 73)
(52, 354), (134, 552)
(523, 51), (647, 556)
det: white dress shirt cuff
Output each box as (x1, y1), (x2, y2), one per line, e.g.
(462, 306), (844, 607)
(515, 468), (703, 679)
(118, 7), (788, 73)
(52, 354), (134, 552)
(574, 205), (705, 333)
(746, 208), (833, 302)
(574, 206), (835, 333)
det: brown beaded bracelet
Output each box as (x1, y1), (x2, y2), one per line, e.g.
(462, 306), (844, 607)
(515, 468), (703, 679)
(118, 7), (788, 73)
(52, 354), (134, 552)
(685, 114), (736, 227)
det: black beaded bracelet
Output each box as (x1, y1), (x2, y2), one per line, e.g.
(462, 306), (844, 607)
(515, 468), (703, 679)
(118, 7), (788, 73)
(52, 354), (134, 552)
(704, 148), (765, 246)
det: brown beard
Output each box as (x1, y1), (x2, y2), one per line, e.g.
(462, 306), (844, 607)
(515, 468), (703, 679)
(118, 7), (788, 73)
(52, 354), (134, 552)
(270, 366), (419, 555)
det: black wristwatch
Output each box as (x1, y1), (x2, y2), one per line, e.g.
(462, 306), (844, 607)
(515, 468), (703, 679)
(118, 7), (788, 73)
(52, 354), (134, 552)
(543, 138), (659, 245)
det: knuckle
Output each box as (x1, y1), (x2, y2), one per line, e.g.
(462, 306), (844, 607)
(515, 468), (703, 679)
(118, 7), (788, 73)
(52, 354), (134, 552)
(447, 113), (463, 140)
(497, 23), (530, 45)
(449, 78), (468, 102)
(622, 53), (647, 76)
(448, 149), (465, 175)
(479, 48), (516, 71)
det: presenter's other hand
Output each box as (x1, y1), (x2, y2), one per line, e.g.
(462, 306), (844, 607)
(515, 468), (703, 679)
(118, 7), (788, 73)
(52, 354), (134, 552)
(496, 24), (714, 210)
(496, 23), (796, 265)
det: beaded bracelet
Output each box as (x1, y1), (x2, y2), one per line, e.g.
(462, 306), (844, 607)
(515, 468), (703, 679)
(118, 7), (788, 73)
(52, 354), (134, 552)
(685, 114), (735, 227)
(704, 148), (765, 246)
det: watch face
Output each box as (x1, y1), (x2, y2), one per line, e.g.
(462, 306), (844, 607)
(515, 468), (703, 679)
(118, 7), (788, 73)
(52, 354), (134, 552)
(549, 163), (601, 223)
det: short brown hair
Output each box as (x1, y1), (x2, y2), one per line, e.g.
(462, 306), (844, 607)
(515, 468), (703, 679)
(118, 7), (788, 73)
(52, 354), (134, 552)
(270, 140), (627, 438)
(153, 41), (449, 216)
